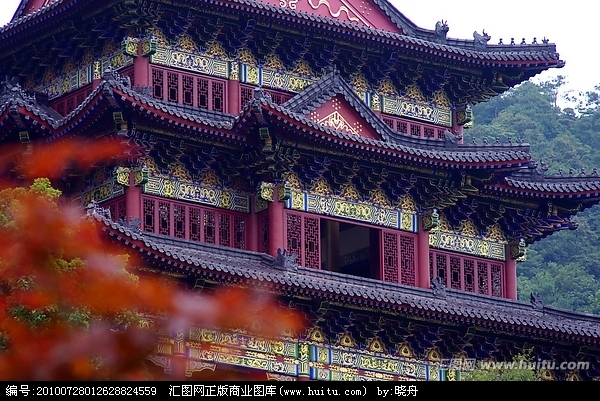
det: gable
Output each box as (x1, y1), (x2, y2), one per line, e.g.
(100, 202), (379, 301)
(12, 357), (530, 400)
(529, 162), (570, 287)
(307, 95), (380, 140)
(17, 0), (57, 18)
(257, 0), (403, 33)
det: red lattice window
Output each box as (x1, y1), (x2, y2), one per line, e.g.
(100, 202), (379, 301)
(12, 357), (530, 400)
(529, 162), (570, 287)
(379, 114), (450, 139)
(234, 216), (246, 249)
(477, 261), (489, 295)
(397, 121), (408, 134)
(66, 98), (75, 114)
(259, 212), (269, 253)
(382, 232), (399, 283)
(382, 117), (395, 130)
(410, 123), (421, 136)
(240, 86), (254, 106)
(434, 253), (448, 285)
(103, 196), (127, 223)
(204, 210), (216, 244)
(158, 201), (170, 236)
(399, 235), (416, 285)
(304, 217), (320, 269)
(174, 204), (186, 239)
(450, 256), (461, 290)
(183, 75), (194, 106)
(50, 85), (93, 116)
(152, 69), (164, 99)
(219, 214), (231, 247)
(189, 207), (202, 242)
(151, 67), (226, 112)
(286, 214), (302, 262)
(464, 259), (475, 292)
(380, 230), (416, 285)
(141, 196), (248, 249)
(143, 198), (155, 234)
(429, 250), (504, 297)
(491, 263), (503, 297)
(240, 84), (293, 108)
(167, 72), (179, 103)
(285, 212), (320, 269)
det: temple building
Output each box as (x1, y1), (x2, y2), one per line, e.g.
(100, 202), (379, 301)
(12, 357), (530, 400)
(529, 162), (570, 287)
(1, 0), (600, 380)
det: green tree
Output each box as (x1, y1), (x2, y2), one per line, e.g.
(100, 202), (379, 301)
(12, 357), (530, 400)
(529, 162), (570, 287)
(461, 350), (539, 381)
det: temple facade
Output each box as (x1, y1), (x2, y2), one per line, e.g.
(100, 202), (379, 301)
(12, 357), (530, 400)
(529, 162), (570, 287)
(1, 0), (600, 380)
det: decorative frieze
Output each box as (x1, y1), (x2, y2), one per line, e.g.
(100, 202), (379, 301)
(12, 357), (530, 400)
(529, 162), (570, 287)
(286, 190), (417, 232)
(150, 48), (229, 78)
(382, 96), (452, 127)
(429, 229), (506, 261)
(77, 181), (124, 207)
(143, 176), (250, 213)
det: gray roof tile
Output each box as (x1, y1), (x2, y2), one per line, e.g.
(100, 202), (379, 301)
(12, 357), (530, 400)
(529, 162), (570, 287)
(92, 210), (600, 341)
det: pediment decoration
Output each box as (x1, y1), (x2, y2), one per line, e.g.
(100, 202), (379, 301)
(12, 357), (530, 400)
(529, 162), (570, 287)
(21, 0), (59, 17)
(256, 0), (405, 33)
(308, 95), (381, 139)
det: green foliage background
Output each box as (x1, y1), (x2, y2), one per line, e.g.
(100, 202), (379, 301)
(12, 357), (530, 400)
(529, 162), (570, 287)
(468, 77), (600, 314)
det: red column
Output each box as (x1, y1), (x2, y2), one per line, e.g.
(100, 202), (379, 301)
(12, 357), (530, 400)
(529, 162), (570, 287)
(249, 197), (259, 252)
(268, 187), (285, 257)
(452, 110), (464, 145)
(417, 216), (431, 289)
(228, 78), (240, 115)
(505, 249), (518, 300)
(125, 171), (142, 223)
(133, 42), (151, 88)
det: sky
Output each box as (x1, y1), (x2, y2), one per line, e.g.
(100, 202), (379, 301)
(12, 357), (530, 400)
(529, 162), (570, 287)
(0, 0), (597, 100)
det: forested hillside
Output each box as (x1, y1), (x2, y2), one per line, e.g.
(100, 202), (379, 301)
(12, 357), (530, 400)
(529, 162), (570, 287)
(467, 77), (600, 314)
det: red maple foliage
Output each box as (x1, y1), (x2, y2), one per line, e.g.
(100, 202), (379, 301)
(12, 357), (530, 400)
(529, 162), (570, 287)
(0, 139), (304, 380)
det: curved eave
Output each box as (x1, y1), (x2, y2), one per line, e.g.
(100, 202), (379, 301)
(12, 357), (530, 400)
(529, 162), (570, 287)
(111, 87), (246, 145)
(262, 104), (530, 169)
(223, 0), (562, 69)
(94, 214), (600, 344)
(0, 101), (58, 139)
(489, 180), (600, 200)
(0, 0), (561, 74)
(0, 0), (80, 47)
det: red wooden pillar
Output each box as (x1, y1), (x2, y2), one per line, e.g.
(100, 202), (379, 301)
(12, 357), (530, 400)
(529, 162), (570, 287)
(133, 41), (151, 88)
(451, 110), (464, 145)
(268, 185), (286, 257)
(417, 215), (431, 289)
(227, 75), (240, 114)
(505, 246), (518, 300)
(125, 170), (142, 223)
(249, 198), (259, 252)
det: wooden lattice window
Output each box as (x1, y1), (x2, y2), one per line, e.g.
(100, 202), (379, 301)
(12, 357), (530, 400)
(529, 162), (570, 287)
(410, 123), (421, 136)
(380, 230), (416, 286)
(285, 212), (320, 269)
(102, 196), (127, 223)
(382, 232), (399, 283)
(50, 85), (94, 116)
(429, 250), (505, 297)
(240, 86), (254, 106)
(141, 196), (247, 249)
(382, 117), (395, 131)
(258, 212), (269, 254)
(151, 67), (226, 112)
(397, 121), (408, 134)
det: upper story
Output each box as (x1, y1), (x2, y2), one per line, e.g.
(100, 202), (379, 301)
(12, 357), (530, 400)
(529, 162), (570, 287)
(1, 0), (596, 302)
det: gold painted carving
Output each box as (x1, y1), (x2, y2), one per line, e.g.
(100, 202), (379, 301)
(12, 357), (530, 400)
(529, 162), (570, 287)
(314, 111), (360, 135)
(113, 166), (130, 186)
(306, 0), (371, 27)
(311, 178), (333, 196)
